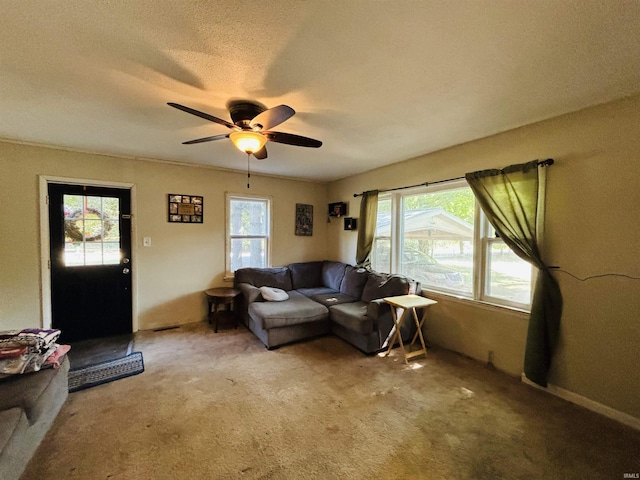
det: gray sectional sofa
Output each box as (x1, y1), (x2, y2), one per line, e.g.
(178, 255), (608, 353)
(0, 357), (69, 480)
(235, 261), (421, 352)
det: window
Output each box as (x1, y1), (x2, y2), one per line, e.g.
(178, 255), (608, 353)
(63, 194), (121, 267)
(371, 197), (392, 273)
(399, 186), (475, 296)
(371, 181), (534, 310)
(226, 194), (271, 276)
(481, 220), (533, 306)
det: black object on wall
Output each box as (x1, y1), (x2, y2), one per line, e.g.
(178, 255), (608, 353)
(329, 202), (347, 217)
(344, 217), (357, 230)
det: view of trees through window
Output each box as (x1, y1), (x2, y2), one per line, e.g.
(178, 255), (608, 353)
(485, 223), (532, 304)
(401, 188), (475, 294)
(372, 184), (533, 308)
(372, 198), (392, 273)
(228, 198), (269, 272)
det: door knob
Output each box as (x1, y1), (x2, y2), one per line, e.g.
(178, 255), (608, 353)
(123, 267), (130, 274)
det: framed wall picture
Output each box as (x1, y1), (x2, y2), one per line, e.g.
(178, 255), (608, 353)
(295, 203), (313, 236)
(329, 202), (347, 217)
(168, 194), (203, 223)
(344, 217), (357, 230)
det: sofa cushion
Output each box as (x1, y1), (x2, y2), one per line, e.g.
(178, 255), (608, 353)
(235, 267), (292, 291)
(322, 261), (347, 291)
(288, 261), (324, 289)
(339, 266), (369, 298)
(361, 272), (411, 303)
(259, 286), (289, 302)
(0, 368), (66, 425)
(0, 407), (24, 454)
(329, 301), (372, 335)
(310, 293), (358, 307)
(296, 286), (339, 297)
(249, 291), (329, 329)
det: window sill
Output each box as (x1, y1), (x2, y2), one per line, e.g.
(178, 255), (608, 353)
(420, 289), (530, 318)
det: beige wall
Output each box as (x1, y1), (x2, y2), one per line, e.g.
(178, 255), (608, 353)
(0, 143), (328, 332)
(328, 95), (640, 420)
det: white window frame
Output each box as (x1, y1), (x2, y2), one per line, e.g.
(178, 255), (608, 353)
(372, 195), (393, 273)
(372, 180), (534, 311)
(225, 193), (272, 280)
(478, 216), (536, 309)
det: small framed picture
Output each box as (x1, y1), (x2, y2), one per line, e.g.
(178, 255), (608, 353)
(178, 203), (195, 215)
(295, 203), (313, 236)
(168, 194), (204, 223)
(344, 217), (357, 230)
(329, 202), (347, 217)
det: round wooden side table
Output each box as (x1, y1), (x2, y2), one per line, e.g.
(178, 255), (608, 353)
(205, 288), (241, 333)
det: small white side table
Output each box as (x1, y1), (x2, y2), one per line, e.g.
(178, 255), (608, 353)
(383, 294), (438, 364)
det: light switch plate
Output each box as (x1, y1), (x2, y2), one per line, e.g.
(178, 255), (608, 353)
(143, 237), (151, 247)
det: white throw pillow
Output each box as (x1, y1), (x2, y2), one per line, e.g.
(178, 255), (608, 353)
(259, 286), (289, 302)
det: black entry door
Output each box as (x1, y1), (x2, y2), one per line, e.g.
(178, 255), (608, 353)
(48, 183), (132, 342)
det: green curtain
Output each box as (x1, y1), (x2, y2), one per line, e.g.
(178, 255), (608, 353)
(465, 160), (562, 387)
(355, 190), (379, 268)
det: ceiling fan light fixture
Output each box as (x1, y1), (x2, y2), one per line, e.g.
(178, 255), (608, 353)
(229, 131), (267, 154)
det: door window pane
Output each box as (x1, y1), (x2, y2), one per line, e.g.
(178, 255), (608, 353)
(103, 242), (121, 265)
(84, 242), (105, 266)
(83, 219), (103, 240)
(63, 195), (120, 266)
(104, 220), (120, 242)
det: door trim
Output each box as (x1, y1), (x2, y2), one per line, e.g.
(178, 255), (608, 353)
(38, 175), (138, 333)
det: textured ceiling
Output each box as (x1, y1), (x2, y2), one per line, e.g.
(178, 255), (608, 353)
(2, 1), (640, 182)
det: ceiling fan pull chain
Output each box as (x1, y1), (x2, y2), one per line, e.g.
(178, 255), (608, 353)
(247, 153), (251, 189)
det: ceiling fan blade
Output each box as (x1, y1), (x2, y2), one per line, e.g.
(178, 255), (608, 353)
(253, 146), (268, 160)
(168, 102), (237, 130)
(250, 105), (295, 131)
(264, 131), (322, 148)
(182, 134), (229, 145)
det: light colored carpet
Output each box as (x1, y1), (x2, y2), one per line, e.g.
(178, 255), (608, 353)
(22, 322), (639, 479)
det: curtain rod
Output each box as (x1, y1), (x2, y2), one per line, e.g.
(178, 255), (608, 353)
(353, 158), (554, 197)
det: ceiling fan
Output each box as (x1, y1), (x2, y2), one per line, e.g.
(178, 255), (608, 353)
(168, 100), (322, 160)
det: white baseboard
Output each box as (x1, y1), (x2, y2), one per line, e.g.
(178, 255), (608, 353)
(521, 374), (640, 431)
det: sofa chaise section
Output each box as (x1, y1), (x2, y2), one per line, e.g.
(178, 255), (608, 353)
(248, 290), (330, 349)
(235, 266), (332, 349)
